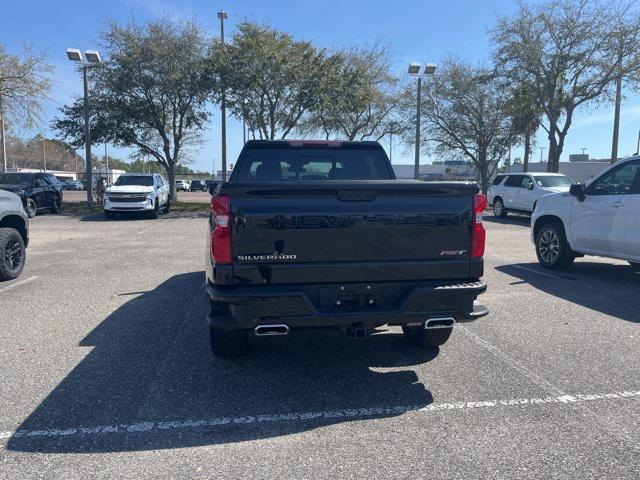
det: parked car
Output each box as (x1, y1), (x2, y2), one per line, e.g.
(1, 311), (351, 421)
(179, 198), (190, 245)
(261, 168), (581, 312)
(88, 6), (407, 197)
(205, 140), (488, 357)
(190, 179), (207, 192)
(103, 173), (170, 219)
(0, 189), (29, 281)
(0, 172), (63, 218)
(175, 180), (190, 192)
(63, 180), (84, 191)
(531, 155), (640, 270)
(489, 172), (573, 217)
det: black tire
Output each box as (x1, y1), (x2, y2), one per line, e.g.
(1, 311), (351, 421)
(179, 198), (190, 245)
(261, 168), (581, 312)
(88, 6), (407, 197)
(104, 211), (115, 220)
(0, 228), (26, 281)
(629, 262), (640, 270)
(25, 198), (37, 218)
(493, 198), (507, 218)
(402, 325), (453, 348)
(150, 199), (160, 219)
(210, 326), (249, 358)
(535, 222), (575, 270)
(51, 195), (62, 214)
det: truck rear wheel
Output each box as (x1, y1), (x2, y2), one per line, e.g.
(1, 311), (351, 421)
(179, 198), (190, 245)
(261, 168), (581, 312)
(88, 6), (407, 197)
(210, 326), (248, 358)
(402, 325), (453, 348)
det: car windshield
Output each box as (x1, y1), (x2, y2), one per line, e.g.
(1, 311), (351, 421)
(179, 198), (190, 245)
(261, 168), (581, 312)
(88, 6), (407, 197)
(114, 176), (154, 186)
(0, 173), (33, 186)
(533, 176), (573, 187)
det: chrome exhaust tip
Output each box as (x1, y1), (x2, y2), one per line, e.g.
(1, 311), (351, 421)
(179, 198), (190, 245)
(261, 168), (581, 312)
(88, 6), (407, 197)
(425, 317), (456, 329)
(254, 324), (290, 336)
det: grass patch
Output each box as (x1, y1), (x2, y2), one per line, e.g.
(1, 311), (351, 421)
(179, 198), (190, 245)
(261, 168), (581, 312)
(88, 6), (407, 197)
(62, 201), (209, 214)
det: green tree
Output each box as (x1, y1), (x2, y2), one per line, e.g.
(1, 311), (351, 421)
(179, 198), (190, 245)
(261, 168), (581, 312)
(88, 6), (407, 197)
(492, 0), (640, 172)
(506, 81), (542, 173)
(301, 43), (403, 141)
(54, 18), (214, 199)
(0, 44), (52, 170)
(410, 58), (512, 194)
(212, 22), (327, 140)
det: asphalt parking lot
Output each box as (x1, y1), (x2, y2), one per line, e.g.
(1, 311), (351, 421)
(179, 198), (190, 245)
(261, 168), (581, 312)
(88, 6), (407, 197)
(0, 212), (638, 479)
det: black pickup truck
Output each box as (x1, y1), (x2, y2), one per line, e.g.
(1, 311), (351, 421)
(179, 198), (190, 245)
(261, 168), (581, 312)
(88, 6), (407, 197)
(205, 140), (488, 357)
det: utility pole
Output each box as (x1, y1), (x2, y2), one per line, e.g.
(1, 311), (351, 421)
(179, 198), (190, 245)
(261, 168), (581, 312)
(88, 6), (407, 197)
(540, 147), (545, 162)
(42, 137), (46, 172)
(0, 96), (6, 172)
(218, 10), (228, 182)
(610, 41), (624, 164)
(637, 129), (640, 155)
(414, 76), (422, 180)
(389, 132), (393, 162)
(581, 148), (587, 155)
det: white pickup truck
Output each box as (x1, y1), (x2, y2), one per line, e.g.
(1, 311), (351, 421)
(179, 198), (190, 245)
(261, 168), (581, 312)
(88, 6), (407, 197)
(531, 156), (640, 270)
(0, 189), (29, 281)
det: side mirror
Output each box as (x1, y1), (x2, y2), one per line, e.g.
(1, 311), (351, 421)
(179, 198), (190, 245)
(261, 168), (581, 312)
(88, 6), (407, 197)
(569, 183), (585, 201)
(208, 184), (217, 195)
(527, 183), (534, 190)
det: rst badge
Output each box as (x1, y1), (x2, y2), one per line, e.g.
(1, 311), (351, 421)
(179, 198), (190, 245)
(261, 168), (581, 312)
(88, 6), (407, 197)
(440, 250), (467, 256)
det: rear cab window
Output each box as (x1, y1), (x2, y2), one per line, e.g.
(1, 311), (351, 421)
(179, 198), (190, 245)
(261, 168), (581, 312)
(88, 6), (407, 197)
(232, 143), (394, 182)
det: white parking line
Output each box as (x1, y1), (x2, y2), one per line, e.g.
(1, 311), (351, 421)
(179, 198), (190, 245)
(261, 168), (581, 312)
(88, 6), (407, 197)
(1, 389), (638, 442)
(511, 264), (563, 280)
(0, 276), (38, 294)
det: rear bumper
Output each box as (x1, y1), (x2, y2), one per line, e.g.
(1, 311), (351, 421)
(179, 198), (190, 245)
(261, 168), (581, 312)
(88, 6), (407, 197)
(207, 280), (487, 331)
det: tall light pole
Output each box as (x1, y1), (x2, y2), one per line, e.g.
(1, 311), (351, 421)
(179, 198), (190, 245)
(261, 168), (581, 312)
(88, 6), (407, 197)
(218, 10), (228, 182)
(540, 147), (545, 162)
(408, 62), (436, 180)
(67, 48), (102, 208)
(104, 142), (110, 185)
(42, 137), (46, 172)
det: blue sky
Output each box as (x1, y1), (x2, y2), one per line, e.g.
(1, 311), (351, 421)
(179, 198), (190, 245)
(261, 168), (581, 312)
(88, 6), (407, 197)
(2, 0), (639, 172)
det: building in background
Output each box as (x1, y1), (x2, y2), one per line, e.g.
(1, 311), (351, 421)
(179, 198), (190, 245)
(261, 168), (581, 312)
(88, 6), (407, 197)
(507, 161), (610, 183)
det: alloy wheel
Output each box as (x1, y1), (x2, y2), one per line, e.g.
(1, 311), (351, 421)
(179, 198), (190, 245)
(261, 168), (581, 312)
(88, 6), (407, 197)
(538, 230), (560, 264)
(4, 239), (23, 272)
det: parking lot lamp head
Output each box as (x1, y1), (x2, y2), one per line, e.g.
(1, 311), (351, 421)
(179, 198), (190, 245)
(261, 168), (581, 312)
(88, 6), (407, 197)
(66, 49), (83, 63)
(85, 50), (101, 64)
(408, 62), (421, 75)
(424, 63), (437, 75)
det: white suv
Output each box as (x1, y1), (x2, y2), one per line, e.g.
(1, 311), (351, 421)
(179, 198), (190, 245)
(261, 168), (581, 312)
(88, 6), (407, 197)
(531, 156), (640, 270)
(489, 173), (573, 217)
(103, 173), (170, 220)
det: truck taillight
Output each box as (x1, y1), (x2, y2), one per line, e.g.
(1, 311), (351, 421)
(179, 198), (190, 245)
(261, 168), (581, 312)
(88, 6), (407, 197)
(210, 195), (232, 264)
(471, 193), (487, 259)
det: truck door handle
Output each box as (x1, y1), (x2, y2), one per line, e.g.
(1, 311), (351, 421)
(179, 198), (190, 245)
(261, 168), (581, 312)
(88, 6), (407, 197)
(612, 201), (623, 208)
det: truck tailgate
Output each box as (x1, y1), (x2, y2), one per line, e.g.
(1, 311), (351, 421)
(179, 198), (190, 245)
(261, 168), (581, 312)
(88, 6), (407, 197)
(224, 181), (480, 285)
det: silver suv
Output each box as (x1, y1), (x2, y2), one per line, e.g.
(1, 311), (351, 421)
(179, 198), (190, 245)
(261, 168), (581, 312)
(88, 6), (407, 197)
(0, 189), (29, 281)
(488, 172), (573, 217)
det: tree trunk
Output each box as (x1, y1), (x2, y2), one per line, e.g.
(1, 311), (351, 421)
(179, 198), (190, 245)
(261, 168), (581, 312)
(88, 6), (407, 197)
(547, 132), (561, 173)
(523, 131), (531, 173)
(478, 153), (489, 194)
(167, 164), (177, 201)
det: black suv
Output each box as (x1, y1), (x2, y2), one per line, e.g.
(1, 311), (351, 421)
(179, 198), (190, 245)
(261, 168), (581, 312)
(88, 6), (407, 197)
(190, 179), (207, 192)
(0, 172), (63, 218)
